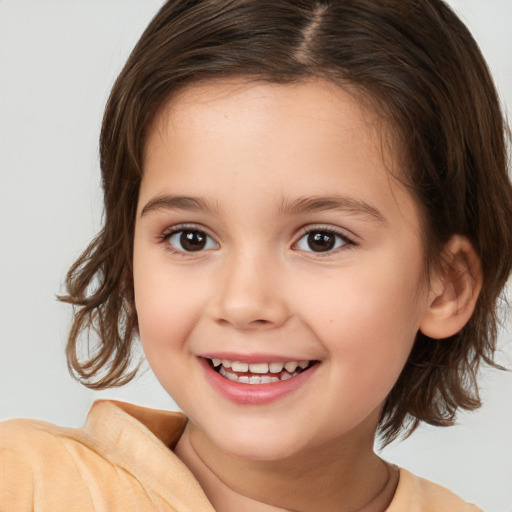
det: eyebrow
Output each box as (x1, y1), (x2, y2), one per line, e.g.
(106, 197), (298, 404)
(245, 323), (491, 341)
(278, 195), (387, 224)
(140, 195), (219, 217)
(140, 193), (386, 224)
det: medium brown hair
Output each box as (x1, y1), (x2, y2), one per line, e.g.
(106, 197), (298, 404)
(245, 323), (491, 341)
(61, 0), (512, 443)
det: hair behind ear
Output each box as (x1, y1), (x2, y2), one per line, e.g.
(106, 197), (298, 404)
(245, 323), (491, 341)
(420, 235), (482, 340)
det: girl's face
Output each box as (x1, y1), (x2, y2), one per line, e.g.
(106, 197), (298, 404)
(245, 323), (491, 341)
(133, 79), (433, 461)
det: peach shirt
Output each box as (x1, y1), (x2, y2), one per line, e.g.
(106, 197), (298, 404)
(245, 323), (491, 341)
(0, 401), (482, 511)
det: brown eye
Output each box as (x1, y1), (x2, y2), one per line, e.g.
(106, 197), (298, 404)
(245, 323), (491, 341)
(167, 229), (218, 252)
(308, 232), (335, 251)
(181, 231), (206, 251)
(296, 230), (347, 253)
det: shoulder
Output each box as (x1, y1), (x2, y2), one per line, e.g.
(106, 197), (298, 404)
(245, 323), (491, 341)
(0, 419), (37, 510)
(0, 414), (99, 463)
(0, 416), (100, 510)
(0, 402), (206, 512)
(0, 415), (83, 466)
(1, 414), (78, 444)
(388, 468), (483, 512)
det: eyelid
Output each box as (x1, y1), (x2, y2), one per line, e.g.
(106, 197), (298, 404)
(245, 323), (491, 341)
(160, 222), (213, 238)
(292, 224), (357, 254)
(159, 223), (220, 253)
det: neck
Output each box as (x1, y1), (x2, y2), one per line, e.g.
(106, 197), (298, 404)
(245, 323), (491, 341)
(174, 416), (398, 512)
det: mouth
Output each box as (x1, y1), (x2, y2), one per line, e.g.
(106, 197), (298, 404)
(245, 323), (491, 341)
(205, 357), (318, 385)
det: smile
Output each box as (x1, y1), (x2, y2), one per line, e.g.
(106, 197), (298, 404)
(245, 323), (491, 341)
(208, 358), (315, 385)
(201, 356), (320, 405)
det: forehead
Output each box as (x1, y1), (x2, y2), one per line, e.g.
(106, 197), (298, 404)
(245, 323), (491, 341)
(149, 78), (386, 154)
(140, 78), (420, 233)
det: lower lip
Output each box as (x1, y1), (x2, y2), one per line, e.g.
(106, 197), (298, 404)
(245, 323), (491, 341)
(200, 358), (319, 405)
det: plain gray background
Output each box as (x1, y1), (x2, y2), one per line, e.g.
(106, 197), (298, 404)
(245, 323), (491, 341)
(1, 1), (511, 510)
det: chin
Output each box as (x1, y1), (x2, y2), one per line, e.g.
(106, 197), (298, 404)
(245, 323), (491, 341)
(221, 437), (303, 462)
(199, 418), (315, 462)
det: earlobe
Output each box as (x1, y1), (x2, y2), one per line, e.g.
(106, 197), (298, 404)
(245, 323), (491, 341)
(419, 236), (482, 339)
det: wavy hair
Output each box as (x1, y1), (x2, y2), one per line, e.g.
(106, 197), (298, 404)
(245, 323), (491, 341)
(60, 0), (512, 444)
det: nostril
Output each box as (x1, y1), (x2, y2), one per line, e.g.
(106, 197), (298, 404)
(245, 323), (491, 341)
(210, 288), (291, 329)
(215, 316), (274, 329)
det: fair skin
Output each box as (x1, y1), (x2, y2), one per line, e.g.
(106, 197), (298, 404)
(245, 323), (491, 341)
(133, 79), (480, 511)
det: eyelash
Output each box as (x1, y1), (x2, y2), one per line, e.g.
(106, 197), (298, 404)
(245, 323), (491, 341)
(158, 224), (356, 256)
(159, 224), (218, 255)
(293, 225), (356, 256)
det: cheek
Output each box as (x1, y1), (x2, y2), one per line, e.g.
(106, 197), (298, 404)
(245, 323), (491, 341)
(133, 248), (185, 352)
(294, 258), (426, 375)
(134, 281), (193, 396)
(135, 278), (198, 346)
(299, 266), (424, 331)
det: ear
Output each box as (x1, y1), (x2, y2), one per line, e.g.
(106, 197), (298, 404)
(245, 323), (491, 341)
(419, 235), (482, 339)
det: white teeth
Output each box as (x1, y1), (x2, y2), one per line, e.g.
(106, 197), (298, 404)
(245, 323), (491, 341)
(284, 361), (299, 372)
(217, 366), (304, 384)
(212, 358), (313, 384)
(219, 366), (238, 381)
(213, 359), (310, 373)
(269, 362), (284, 373)
(231, 361), (249, 372)
(248, 363), (269, 374)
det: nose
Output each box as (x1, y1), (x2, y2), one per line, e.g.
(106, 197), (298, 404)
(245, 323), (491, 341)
(210, 250), (291, 330)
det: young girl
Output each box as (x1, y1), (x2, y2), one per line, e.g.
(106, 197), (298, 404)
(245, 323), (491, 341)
(1, 0), (512, 510)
